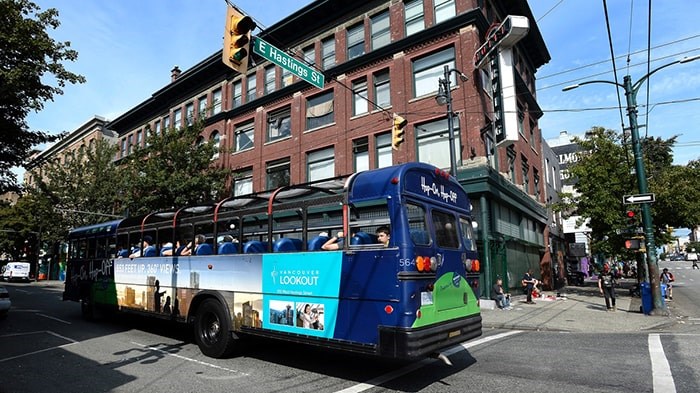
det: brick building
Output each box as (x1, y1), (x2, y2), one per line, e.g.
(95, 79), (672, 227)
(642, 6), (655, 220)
(24, 116), (117, 189)
(107, 0), (551, 295)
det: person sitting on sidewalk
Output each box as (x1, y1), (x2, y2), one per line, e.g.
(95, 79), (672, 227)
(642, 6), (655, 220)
(521, 269), (538, 304)
(492, 277), (512, 310)
(598, 263), (617, 311)
(660, 268), (674, 300)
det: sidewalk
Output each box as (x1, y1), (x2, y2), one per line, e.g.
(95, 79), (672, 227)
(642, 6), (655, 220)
(480, 278), (677, 333)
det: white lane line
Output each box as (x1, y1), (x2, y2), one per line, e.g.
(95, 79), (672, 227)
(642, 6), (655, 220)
(131, 342), (249, 376)
(648, 334), (676, 393)
(334, 331), (522, 393)
(37, 313), (72, 324)
(0, 331), (78, 363)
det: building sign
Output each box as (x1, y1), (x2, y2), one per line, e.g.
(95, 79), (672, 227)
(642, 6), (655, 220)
(474, 15), (530, 69)
(253, 37), (325, 89)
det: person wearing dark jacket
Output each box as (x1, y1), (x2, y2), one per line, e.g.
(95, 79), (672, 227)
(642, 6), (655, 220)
(598, 264), (617, 311)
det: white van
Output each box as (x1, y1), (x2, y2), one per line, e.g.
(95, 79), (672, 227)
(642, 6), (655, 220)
(1, 262), (31, 282)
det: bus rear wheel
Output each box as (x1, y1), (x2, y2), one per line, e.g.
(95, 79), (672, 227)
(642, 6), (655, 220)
(193, 299), (235, 358)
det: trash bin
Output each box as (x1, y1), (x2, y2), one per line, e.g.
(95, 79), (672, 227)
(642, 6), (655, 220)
(640, 281), (653, 315)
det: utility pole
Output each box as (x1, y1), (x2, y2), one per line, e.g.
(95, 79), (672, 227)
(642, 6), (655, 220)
(563, 54), (700, 314)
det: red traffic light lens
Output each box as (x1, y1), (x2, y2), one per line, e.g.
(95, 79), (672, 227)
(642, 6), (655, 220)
(626, 211), (635, 218)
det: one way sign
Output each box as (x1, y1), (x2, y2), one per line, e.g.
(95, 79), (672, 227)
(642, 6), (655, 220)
(623, 193), (655, 204)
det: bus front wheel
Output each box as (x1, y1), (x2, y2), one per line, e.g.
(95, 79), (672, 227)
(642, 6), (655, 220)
(193, 299), (235, 358)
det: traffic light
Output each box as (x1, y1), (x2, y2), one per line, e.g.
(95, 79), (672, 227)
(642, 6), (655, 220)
(222, 6), (256, 72)
(625, 210), (638, 227)
(391, 114), (408, 150)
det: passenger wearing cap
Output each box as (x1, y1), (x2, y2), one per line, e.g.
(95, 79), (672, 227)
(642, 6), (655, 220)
(130, 235), (154, 258)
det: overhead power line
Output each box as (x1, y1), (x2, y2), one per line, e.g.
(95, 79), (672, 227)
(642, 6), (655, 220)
(537, 34), (700, 80)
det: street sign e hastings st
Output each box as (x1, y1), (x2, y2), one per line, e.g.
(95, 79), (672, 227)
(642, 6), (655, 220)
(252, 37), (325, 89)
(623, 193), (655, 204)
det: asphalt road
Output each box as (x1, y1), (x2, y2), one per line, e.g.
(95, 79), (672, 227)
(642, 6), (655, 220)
(1, 279), (699, 393)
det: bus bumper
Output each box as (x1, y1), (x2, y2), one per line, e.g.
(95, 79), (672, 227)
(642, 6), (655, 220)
(377, 314), (482, 359)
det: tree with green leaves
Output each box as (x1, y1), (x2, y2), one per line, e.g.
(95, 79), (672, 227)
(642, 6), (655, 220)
(35, 138), (122, 229)
(0, 0), (86, 193)
(119, 121), (231, 216)
(555, 127), (692, 257)
(0, 139), (120, 260)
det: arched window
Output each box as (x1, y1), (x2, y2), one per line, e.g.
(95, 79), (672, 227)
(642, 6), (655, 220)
(210, 131), (220, 160)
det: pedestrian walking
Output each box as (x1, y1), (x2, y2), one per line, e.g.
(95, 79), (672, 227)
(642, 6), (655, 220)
(598, 264), (616, 311)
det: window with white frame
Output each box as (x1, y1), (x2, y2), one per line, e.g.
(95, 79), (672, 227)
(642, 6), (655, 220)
(266, 158), (290, 189)
(347, 23), (365, 60)
(371, 10), (390, 50)
(210, 131), (220, 160)
(434, 0), (455, 24)
(234, 121), (254, 152)
(120, 138), (127, 158)
(267, 107), (291, 142)
(352, 78), (368, 116)
(174, 109), (182, 129)
(198, 95), (207, 117)
(186, 102), (194, 125)
(233, 169), (253, 196)
(353, 137), (369, 172)
(136, 129), (143, 147)
(264, 66), (276, 94)
(307, 147), (335, 181)
(376, 132), (392, 168)
(163, 114), (170, 130)
(212, 88), (222, 115)
(154, 120), (161, 135)
(415, 117), (461, 170)
(374, 70), (390, 108)
(306, 90), (334, 129)
(232, 81), (242, 108)
(405, 0), (424, 36)
(412, 47), (455, 97)
(245, 75), (256, 103)
(321, 36), (335, 70)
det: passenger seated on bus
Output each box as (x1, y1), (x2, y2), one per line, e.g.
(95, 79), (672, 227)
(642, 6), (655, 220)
(376, 226), (390, 246)
(308, 233), (330, 251)
(274, 237), (303, 252)
(218, 235), (238, 254)
(130, 236), (153, 258)
(322, 231), (345, 250)
(180, 234), (206, 256)
(160, 241), (173, 256)
(117, 248), (129, 258)
(163, 240), (184, 256)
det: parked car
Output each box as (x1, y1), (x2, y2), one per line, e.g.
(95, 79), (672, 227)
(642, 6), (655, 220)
(0, 286), (10, 317)
(1, 262), (31, 282)
(670, 254), (685, 261)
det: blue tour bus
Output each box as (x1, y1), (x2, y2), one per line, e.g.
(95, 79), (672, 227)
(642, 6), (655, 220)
(63, 163), (482, 359)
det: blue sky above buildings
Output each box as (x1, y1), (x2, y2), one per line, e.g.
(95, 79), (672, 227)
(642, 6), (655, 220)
(25, 0), (700, 171)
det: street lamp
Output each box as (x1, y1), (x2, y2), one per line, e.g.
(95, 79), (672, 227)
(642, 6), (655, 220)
(563, 55), (700, 314)
(435, 65), (468, 177)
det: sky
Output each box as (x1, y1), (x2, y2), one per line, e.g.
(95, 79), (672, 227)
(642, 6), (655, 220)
(528, 1), (700, 164)
(23, 0), (700, 178)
